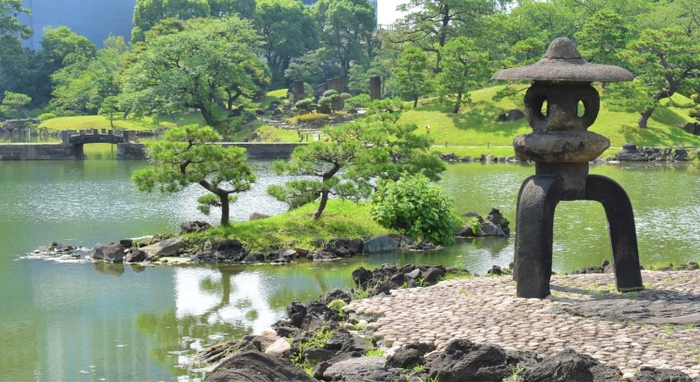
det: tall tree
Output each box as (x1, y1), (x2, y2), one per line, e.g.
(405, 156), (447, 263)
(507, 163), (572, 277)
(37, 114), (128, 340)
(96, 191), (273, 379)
(623, 27), (700, 128)
(313, 0), (377, 79)
(268, 100), (444, 219)
(209, 0), (256, 20)
(35, 26), (96, 106)
(255, 0), (318, 87)
(435, 37), (489, 113)
(132, 0), (211, 42)
(393, 46), (431, 108)
(51, 36), (129, 114)
(0, 0), (33, 98)
(120, 16), (269, 127)
(390, 0), (495, 70)
(132, 125), (256, 226)
(575, 9), (629, 66)
(0, 90), (31, 118)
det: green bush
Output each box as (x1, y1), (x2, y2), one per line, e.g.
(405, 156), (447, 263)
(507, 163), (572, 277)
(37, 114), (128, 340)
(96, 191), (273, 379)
(38, 113), (57, 121)
(370, 173), (461, 245)
(340, 92), (352, 100)
(323, 89), (339, 98)
(347, 94), (371, 107)
(318, 96), (333, 106)
(295, 98), (313, 111)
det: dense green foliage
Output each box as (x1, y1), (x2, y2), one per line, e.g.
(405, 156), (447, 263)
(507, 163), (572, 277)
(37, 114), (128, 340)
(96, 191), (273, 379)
(371, 173), (461, 245)
(268, 100), (445, 220)
(3, 0), (700, 138)
(132, 125), (256, 225)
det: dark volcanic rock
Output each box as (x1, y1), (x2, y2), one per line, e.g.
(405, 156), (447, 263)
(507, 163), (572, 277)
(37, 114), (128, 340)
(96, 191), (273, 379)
(205, 350), (315, 382)
(423, 339), (509, 382)
(180, 220), (211, 234)
(386, 342), (436, 369)
(90, 243), (124, 262)
(521, 349), (623, 382)
(322, 356), (388, 381)
(630, 366), (694, 382)
(362, 235), (398, 253)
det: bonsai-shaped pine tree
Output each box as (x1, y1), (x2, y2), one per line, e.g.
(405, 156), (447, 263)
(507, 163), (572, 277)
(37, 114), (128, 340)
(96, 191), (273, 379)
(132, 125), (256, 225)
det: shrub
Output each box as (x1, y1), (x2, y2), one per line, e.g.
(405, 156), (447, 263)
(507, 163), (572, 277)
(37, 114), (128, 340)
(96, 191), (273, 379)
(295, 98), (313, 111)
(318, 96), (333, 106)
(371, 173), (461, 245)
(340, 92), (352, 100)
(38, 113), (57, 121)
(347, 93), (371, 108)
(323, 89), (339, 98)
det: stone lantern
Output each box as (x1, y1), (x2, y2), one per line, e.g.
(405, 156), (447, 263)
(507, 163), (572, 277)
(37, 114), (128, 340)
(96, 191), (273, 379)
(491, 37), (644, 298)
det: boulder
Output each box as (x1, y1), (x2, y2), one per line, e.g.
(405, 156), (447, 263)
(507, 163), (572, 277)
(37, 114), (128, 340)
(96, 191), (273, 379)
(140, 237), (184, 259)
(521, 349), (623, 382)
(180, 220), (211, 234)
(125, 248), (146, 263)
(90, 243), (125, 262)
(615, 143), (646, 161)
(683, 122), (700, 135)
(362, 235), (398, 253)
(264, 338), (291, 356)
(322, 356), (387, 381)
(386, 342), (436, 368)
(630, 366), (694, 382)
(286, 301), (307, 328)
(478, 221), (506, 237)
(205, 350), (315, 382)
(310, 250), (338, 261)
(486, 208), (511, 235)
(423, 339), (509, 382)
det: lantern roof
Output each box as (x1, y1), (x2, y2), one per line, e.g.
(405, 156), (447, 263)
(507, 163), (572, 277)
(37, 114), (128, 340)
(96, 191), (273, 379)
(491, 37), (633, 83)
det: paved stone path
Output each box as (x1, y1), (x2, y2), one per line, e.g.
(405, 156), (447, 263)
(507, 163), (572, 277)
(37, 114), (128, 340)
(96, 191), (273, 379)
(346, 270), (700, 378)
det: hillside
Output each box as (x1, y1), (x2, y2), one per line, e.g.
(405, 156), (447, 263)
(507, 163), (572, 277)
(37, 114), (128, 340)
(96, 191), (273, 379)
(38, 85), (700, 157)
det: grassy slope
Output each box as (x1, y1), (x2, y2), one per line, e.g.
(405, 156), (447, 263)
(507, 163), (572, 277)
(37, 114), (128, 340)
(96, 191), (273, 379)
(39, 86), (700, 152)
(188, 199), (391, 251)
(401, 85), (700, 157)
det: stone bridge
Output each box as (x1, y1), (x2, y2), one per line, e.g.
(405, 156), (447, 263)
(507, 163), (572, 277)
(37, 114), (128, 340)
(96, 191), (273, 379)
(60, 129), (137, 159)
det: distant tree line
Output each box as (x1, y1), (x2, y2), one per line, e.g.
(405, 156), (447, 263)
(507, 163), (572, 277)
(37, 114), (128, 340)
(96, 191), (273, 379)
(1, 0), (699, 128)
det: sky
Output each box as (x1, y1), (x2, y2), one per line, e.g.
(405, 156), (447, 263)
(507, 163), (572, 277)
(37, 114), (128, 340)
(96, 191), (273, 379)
(377, 0), (411, 26)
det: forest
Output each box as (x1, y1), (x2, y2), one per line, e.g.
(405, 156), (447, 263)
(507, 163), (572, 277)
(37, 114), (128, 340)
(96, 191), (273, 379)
(0, 0), (699, 129)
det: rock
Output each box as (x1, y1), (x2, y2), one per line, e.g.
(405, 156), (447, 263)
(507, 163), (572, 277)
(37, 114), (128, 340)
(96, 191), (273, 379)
(119, 239), (134, 248)
(312, 352), (355, 380)
(362, 235), (398, 253)
(180, 220), (211, 234)
(615, 143), (646, 161)
(264, 338), (291, 356)
(352, 267), (373, 287)
(140, 237), (184, 259)
(682, 122), (700, 135)
(521, 349), (623, 382)
(90, 243), (124, 262)
(423, 339), (509, 382)
(497, 109), (525, 122)
(422, 266), (447, 285)
(346, 238), (363, 254)
(323, 356), (387, 381)
(286, 301), (307, 328)
(310, 250), (338, 261)
(464, 212), (485, 222)
(205, 350), (315, 382)
(630, 366), (694, 382)
(48, 242), (76, 253)
(478, 221), (506, 237)
(386, 342), (436, 368)
(279, 249), (298, 261)
(324, 289), (352, 304)
(249, 212), (270, 221)
(486, 208), (511, 235)
(125, 248), (146, 263)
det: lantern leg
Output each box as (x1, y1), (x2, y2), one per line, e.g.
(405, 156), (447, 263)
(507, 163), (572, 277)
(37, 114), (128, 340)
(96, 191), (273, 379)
(514, 176), (562, 298)
(585, 175), (644, 292)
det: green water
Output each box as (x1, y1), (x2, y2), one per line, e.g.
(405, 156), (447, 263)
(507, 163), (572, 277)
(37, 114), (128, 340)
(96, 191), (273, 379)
(1, 147), (699, 380)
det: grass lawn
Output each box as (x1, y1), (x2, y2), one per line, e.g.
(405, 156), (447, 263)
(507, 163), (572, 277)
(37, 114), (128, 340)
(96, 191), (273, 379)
(188, 199), (390, 251)
(37, 86), (700, 150)
(400, 85), (700, 150)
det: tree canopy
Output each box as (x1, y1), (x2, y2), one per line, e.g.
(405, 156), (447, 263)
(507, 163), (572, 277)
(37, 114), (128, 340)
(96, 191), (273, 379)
(132, 125), (256, 226)
(119, 16), (269, 127)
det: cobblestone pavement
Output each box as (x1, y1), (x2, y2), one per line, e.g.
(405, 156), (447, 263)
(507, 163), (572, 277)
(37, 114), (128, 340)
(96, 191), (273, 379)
(346, 270), (700, 378)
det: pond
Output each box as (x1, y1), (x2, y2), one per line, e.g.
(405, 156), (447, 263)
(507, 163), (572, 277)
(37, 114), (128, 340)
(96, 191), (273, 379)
(1, 146), (699, 380)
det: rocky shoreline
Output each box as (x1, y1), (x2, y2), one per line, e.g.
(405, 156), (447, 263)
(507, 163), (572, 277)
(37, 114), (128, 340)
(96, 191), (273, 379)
(27, 209), (511, 266)
(199, 263), (700, 381)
